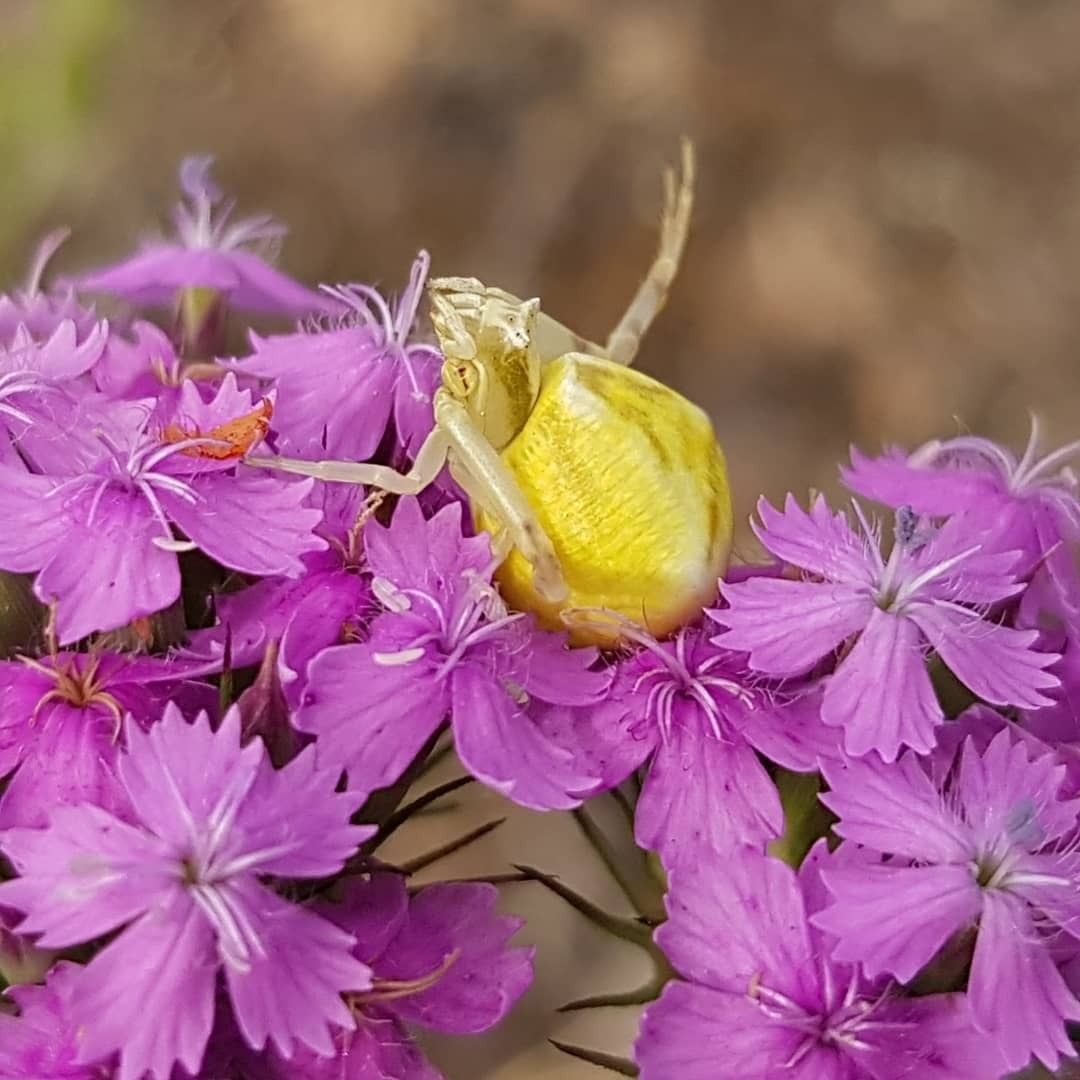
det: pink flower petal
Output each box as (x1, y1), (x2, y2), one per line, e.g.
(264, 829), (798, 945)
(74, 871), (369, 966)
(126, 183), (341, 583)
(0, 804), (175, 948)
(235, 743), (370, 877)
(162, 471), (324, 578)
(658, 854), (815, 1002)
(636, 730), (782, 868)
(321, 873), (410, 965)
(813, 863), (981, 983)
(297, 637), (447, 798)
(859, 993), (1009, 1080)
(821, 751), (969, 863)
(72, 894), (217, 1080)
(954, 728), (1077, 847)
(0, 700), (125, 829)
(752, 492), (877, 586)
(842, 444), (1000, 514)
(823, 607), (941, 761)
(715, 577), (873, 676)
(743, 690), (841, 772)
(451, 665), (596, 810)
(242, 327), (397, 459)
(224, 880), (369, 1059)
(118, 706), (262, 851)
(35, 487), (180, 645)
(908, 600), (1060, 709)
(636, 983), (819, 1080)
(969, 890), (1080, 1071)
(0, 467), (71, 572)
(383, 882), (533, 1035)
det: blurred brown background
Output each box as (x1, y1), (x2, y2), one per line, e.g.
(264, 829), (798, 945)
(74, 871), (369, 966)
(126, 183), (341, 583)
(5, 1), (1080, 1075)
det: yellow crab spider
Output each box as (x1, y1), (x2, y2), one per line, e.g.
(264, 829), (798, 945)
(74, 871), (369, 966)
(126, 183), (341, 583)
(248, 140), (732, 646)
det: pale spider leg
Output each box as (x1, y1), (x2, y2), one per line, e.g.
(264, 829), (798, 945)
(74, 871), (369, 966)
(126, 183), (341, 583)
(605, 138), (696, 367)
(244, 424), (451, 492)
(429, 293), (478, 361)
(436, 394), (568, 604)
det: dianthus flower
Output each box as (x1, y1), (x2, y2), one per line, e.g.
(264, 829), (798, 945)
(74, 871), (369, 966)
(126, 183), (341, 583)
(236, 251), (441, 458)
(0, 649), (214, 827)
(712, 495), (1059, 760)
(182, 483), (376, 708)
(0, 375), (323, 643)
(158, 873), (531, 1079)
(0, 228), (100, 346)
(261, 872), (532, 1078)
(0, 704), (373, 1080)
(297, 497), (607, 810)
(815, 729), (1080, 1071)
(636, 843), (1001, 1079)
(0, 316), (109, 474)
(0, 962), (102, 1079)
(93, 319), (195, 402)
(76, 157), (336, 318)
(546, 621), (836, 868)
(844, 420), (1080, 606)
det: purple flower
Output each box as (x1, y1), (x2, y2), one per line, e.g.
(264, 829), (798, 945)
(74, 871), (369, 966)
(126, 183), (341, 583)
(0, 649), (215, 828)
(0, 317), (109, 474)
(0, 704), (373, 1080)
(75, 157), (336, 318)
(712, 495), (1059, 761)
(545, 623), (837, 868)
(237, 251), (441, 459)
(296, 497), (608, 810)
(93, 319), (186, 401)
(0, 375), (324, 644)
(269, 871), (532, 1078)
(182, 483), (376, 709)
(0, 962), (103, 1079)
(0, 228), (100, 347)
(636, 843), (1003, 1079)
(179, 873), (532, 1080)
(815, 729), (1080, 1071)
(844, 421), (1080, 601)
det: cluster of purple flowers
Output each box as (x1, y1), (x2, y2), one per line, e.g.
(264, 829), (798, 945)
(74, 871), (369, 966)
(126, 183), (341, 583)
(0, 157), (1077, 1078)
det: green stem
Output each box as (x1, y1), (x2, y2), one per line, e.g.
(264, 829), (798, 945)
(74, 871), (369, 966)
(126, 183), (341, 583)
(363, 775), (474, 853)
(400, 818), (506, 874)
(572, 807), (664, 923)
(514, 864), (655, 949)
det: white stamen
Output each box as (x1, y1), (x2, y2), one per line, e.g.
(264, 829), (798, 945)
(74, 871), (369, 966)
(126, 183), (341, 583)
(373, 647), (426, 667)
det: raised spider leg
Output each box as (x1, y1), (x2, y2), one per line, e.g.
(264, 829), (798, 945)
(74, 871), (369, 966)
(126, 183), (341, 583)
(605, 137), (696, 367)
(436, 394), (569, 604)
(244, 425), (451, 492)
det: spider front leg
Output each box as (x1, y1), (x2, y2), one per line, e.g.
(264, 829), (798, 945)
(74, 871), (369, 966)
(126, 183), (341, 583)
(245, 395), (568, 604)
(244, 425), (451, 492)
(435, 395), (569, 604)
(605, 137), (696, 367)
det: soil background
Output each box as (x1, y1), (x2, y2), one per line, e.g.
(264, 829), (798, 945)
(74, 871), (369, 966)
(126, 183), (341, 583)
(4, 2), (1080, 1075)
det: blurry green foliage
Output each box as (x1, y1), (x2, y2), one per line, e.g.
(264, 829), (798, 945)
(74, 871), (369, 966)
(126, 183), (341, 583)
(0, 0), (125, 260)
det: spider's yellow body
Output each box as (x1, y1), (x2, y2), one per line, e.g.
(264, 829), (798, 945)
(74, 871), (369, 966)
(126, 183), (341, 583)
(251, 141), (732, 647)
(476, 353), (731, 644)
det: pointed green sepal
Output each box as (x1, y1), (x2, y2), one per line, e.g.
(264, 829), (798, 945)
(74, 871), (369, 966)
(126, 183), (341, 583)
(549, 1040), (639, 1076)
